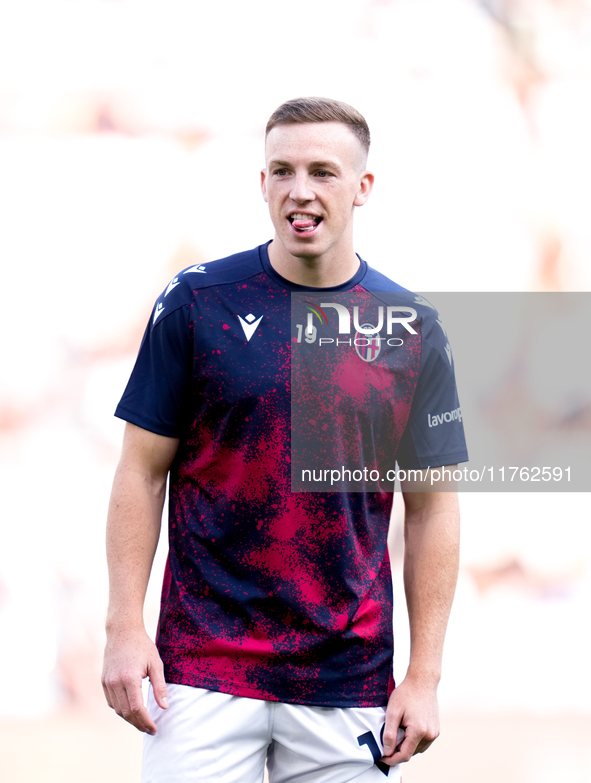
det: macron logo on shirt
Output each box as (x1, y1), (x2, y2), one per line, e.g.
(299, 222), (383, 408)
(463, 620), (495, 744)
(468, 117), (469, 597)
(238, 313), (263, 342)
(153, 302), (165, 324)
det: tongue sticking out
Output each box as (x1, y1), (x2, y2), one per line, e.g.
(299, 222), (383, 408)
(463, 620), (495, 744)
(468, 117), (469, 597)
(292, 218), (317, 230)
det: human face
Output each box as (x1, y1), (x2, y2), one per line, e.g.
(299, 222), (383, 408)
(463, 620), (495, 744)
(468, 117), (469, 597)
(261, 122), (373, 268)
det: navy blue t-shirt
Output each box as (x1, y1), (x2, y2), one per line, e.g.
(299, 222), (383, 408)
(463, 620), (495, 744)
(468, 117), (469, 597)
(116, 242), (468, 707)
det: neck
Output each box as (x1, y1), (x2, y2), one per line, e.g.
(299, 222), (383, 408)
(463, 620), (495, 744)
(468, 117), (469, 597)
(267, 241), (360, 288)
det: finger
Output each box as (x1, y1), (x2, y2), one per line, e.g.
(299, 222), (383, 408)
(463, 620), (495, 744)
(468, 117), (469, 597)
(382, 728), (419, 766)
(380, 726), (406, 766)
(109, 677), (157, 735)
(101, 666), (118, 711)
(102, 676), (126, 718)
(123, 674), (157, 733)
(107, 683), (130, 724)
(148, 657), (169, 710)
(102, 680), (115, 710)
(413, 733), (437, 755)
(124, 683), (158, 734)
(381, 715), (403, 756)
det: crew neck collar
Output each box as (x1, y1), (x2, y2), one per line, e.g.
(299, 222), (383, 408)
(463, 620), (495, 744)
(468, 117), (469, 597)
(259, 241), (367, 292)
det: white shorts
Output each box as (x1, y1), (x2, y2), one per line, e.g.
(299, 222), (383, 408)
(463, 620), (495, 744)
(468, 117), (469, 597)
(142, 684), (403, 783)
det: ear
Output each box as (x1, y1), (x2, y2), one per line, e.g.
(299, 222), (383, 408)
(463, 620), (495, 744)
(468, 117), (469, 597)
(261, 169), (268, 202)
(353, 171), (374, 207)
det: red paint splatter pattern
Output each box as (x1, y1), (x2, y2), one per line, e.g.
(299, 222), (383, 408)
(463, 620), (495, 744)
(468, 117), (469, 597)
(154, 275), (420, 708)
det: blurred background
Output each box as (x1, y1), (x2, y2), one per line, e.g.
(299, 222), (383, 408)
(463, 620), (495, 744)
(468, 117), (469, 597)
(0, 0), (590, 781)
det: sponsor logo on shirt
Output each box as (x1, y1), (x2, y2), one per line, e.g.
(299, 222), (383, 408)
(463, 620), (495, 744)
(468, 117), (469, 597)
(428, 407), (462, 427)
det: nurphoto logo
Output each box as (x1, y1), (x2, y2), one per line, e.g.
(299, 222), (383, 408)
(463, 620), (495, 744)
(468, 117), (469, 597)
(293, 301), (418, 363)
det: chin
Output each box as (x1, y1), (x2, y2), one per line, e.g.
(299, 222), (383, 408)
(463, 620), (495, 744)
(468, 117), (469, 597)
(289, 246), (325, 263)
(283, 236), (325, 257)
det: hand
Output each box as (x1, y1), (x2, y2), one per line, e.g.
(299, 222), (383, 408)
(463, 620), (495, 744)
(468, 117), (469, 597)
(101, 627), (169, 734)
(380, 675), (440, 766)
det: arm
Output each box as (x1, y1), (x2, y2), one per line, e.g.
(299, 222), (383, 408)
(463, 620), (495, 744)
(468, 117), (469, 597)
(381, 473), (460, 765)
(101, 422), (180, 734)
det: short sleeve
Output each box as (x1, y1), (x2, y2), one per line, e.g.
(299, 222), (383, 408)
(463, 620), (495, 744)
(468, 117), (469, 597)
(396, 311), (468, 469)
(115, 281), (193, 438)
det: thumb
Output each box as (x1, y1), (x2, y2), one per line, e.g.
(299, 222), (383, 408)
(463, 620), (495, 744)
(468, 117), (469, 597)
(148, 657), (169, 709)
(382, 722), (405, 755)
(382, 725), (396, 755)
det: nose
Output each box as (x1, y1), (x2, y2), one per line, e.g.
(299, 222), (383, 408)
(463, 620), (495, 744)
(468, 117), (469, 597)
(289, 173), (314, 204)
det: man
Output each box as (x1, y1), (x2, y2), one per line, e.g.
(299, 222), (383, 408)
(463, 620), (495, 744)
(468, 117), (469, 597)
(102, 97), (468, 783)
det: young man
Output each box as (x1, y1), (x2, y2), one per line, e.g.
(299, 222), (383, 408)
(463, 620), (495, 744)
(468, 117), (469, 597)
(102, 97), (468, 783)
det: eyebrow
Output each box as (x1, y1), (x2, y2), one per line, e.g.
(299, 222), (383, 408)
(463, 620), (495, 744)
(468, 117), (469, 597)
(268, 158), (342, 172)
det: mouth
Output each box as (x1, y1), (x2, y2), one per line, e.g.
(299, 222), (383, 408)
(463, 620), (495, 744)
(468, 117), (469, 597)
(288, 213), (323, 233)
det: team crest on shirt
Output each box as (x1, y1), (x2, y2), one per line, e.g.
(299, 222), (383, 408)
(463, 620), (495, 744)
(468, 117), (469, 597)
(354, 324), (381, 363)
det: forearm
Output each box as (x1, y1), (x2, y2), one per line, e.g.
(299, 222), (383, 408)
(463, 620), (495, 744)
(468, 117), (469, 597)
(403, 490), (460, 686)
(102, 425), (179, 733)
(105, 462), (166, 633)
(381, 489), (459, 763)
(105, 423), (179, 634)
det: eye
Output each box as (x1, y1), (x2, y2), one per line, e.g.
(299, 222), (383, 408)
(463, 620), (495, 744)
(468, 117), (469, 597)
(274, 168), (288, 177)
(315, 170), (332, 178)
